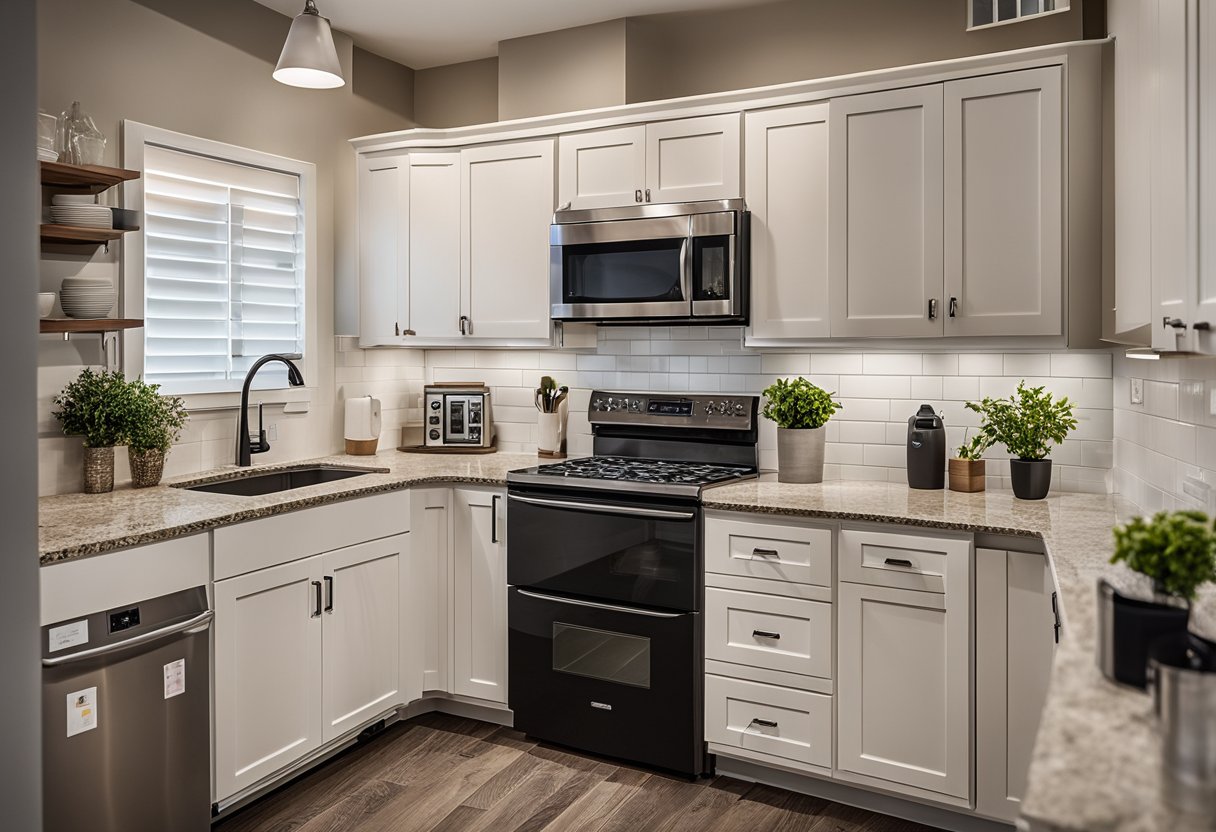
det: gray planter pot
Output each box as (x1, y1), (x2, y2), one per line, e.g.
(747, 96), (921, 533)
(777, 426), (826, 483)
(1010, 458), (1052, 500)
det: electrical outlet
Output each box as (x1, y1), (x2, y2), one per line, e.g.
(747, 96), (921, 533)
(1130, 377), (1144, 405)
(267, 423), (278, 442)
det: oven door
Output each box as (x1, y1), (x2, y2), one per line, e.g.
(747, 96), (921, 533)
(508, 587), (704, 776)
(506, 489), (700, 612)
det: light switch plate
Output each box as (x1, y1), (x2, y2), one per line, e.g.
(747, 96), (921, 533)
(267, 424), (278, 442)
(1130, 377), (1144, 405)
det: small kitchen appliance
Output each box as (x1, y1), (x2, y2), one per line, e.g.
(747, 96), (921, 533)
(506, 391), (760, 776)
(424, 383), (494, 448)
(907, 404), (945, 489)
(343, 395), (381, 455)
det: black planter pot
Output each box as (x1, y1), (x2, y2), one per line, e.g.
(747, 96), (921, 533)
(1010, 458), (1052, 500)
(1098, 578), (1192, 689)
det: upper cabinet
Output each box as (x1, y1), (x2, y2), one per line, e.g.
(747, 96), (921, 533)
(828, 85), (945, 339)
(357, 153), (408, 345)
(557, 114), (741, 210)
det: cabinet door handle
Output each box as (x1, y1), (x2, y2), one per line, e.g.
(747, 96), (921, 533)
(1194, 321), (1211, 331)
(459, 315), (470, 335)
(635, 189), (643, 203)
(1163, 317), (1187, 330)
(311, 581), (323, 618)
(748, 718), (778, 729)
(1051, 590), (1061, 644)
(948, 296), (958, 318)
(401, 329), (416, 337)
(751, 547), (780, 558)
(928, 298), (938, 320)
(492, 494), (501, 543)
(884, 557), (914, 568)
(394, 322), (400, 336)
(323, 576), (334, 613)
(644, 188), (651, 202)
(752, 630), (781, 640)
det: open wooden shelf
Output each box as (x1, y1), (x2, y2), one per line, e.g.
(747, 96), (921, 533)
(40, 224), (136, 245)
(40, 318), (143, 335)
(40, 161), (140, 193)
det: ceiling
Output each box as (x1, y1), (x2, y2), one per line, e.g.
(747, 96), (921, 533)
(254, 0), (773, 69)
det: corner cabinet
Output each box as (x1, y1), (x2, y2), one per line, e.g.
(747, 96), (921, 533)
(452, 488), (508, 702)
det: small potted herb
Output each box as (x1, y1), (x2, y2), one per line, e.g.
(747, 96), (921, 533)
(949, 430), (990, 493)
(1101, 510), (1216, 688)
(53, 368), (135, 493)
(761, 377), (842, 484)
(126, 378), (188, 488)
(965, 381), (1077, 500)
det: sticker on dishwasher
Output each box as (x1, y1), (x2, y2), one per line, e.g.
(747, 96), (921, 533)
(163, 658), (186, 699)
(48, 620), (88, 653)
(66, 687), (97, 737)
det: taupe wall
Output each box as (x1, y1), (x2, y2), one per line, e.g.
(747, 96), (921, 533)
(3, 0), (42, 825)
(498, 19), (628, 120)
(37, 0), (414, 493)
(412, 0), (1088, 126)
(415, 57), (500, 127)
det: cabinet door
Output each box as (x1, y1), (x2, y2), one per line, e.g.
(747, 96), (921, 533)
(452, 488), (507, 702)
(976, 549), (1056, 822)
(745, 103), (831, 341)
(461, 140), (555, 340)
(829, 86), (944, 337)
(320, 534), (411, 743)
(837, 581), (971, 801)
(944, 68), (1063, 337)
(358, 153), (409, 346)
(408, 154), (462, 339)
(558, 125), (646, 210)
(411, 488), (451, 693)
(1194, 4), (1216, 350)
(645, 114), (742, 203)
(213, 557), (323, 801)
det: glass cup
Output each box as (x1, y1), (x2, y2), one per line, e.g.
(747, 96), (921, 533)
(71, 134), (106, 166)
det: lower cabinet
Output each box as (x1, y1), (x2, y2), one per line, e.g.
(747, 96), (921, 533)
(411, 488), (452, 693)
(213, 533), (410, 802)
(705, 674), (833, 770)
(452, 487), (508, 702)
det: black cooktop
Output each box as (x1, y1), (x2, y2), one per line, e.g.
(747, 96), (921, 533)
(534, 456), (755, 485)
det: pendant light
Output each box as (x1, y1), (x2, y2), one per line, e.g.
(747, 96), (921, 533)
(273, 0), (345, 89)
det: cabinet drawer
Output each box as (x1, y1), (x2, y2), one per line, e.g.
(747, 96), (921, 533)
(839, 528), (970, 594)
(705, 516), (832, 587)
(705, 674), (832, 769)
(705, 587), (832, 678)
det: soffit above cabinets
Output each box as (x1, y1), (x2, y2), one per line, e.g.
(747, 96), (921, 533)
(253, 0), (772, 69)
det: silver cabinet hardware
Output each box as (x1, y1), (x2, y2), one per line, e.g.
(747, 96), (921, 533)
(748, 718), (778, 729)
(928, 298), (939, 320)
(459, 315), (470, 335)
(644, 188), (651, 202)
(635, 189), (643, 203)
(1164, 317), (1187, 329)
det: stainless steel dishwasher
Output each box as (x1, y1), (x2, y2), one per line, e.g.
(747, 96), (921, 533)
(41, 586), (212, 832)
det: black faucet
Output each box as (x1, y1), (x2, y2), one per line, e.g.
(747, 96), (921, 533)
(236, 354), (305, 466)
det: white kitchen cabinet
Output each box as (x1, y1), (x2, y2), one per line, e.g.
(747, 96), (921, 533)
(358, 152), (408, 345)
(828, 85), (944, 338)
(556, 115), (740, 210)
(461, 139), (555, 340)
(976, 548), (1057, 823)
(744, 103), (831, 341)
(558, 125), (646, 210)
(213, 556), (323, 801)
(452, 488), (508, 702)
(410, 488), (451, 693)
(321, 535), (412, 742)
(943, 67), (1063, 337)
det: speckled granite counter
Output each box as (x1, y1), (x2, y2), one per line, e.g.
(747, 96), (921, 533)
(38, 450), (542, 564)
(702, 480), (1216, 832)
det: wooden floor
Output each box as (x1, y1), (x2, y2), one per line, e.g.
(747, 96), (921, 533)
(215, 714), (941, 832)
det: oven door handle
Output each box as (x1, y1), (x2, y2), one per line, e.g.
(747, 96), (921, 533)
(508, 493), (696, 521)
(515, 589), (685, 619)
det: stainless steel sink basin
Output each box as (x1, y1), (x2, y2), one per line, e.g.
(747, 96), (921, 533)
(176, 465), (379, 497)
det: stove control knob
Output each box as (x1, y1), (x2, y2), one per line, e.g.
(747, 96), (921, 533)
(428, 429), (440, 441)
(731, 402), (747, 416)
(628, 399), (642, 412)
(716, 401), (730, 414)
(703, 402), (714, 415)
(592, 398), (605, 411)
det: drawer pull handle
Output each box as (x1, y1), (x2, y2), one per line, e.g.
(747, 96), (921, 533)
(884, 557), (914, 568)
(751, 547), (780, 558)
(752, 630), (782, 640)
(749, 718), (778, 729)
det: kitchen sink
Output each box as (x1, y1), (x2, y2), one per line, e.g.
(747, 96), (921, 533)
(177, 465), (379, 497)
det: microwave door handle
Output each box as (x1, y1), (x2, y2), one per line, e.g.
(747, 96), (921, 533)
(679, 234), (693, 307)
(507, 493), (696, 521)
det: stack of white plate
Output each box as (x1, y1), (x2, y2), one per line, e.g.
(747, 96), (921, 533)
(59, 277), (116, 319)
(50, 195), (112, 229)
(38, 147), (58, 163)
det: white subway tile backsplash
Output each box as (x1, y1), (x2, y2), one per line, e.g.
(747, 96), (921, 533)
(761, 353), (812, 375)
(1003, 353), (1052, 377)
(863, 353), (923, 375)
(810, 353), (864, 375)
(910, 376), (944, 401)
(839, 375), (912, 400)
(958, 353), (1003, 376)
(921, 353), (960, 376)
(942, 376), (980, 402)
(1051, 352), (1113, 378)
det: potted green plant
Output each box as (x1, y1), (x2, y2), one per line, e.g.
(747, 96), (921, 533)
(125, 377), (188, 488)
(761, 377), (842, 484)
(1100, 510), (1216, 688)
(948, 430), (990, 493)
(52, 368), (135, 493)
(965, 381), (1077, 500)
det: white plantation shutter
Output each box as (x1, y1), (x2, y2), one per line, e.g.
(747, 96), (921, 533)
(142, 145), (304, 393)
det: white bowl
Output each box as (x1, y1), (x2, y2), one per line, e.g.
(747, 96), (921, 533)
(61, 276), (113, 287)
(60, 290), (116, 319)
(38, 293), (55, 319)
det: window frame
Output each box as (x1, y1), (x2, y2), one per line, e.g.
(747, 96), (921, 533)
(121, 120), (318, 410)
(967, 0), (1070, 31)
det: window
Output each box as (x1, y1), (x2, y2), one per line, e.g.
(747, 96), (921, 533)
(122, 122), (316, 398)
(969, 0), (1069, 29)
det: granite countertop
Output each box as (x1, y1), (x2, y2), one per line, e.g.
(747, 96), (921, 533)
(39, 456), (1213, 831)
(702, 479), (1216, 832)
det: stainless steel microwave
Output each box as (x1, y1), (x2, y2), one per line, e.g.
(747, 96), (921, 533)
(549, 199), (749, 325)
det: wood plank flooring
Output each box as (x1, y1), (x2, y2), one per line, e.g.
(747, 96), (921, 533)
(215, 714), (943, 832)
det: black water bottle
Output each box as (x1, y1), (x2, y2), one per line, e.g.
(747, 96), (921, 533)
(907, 404), (945, 489)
